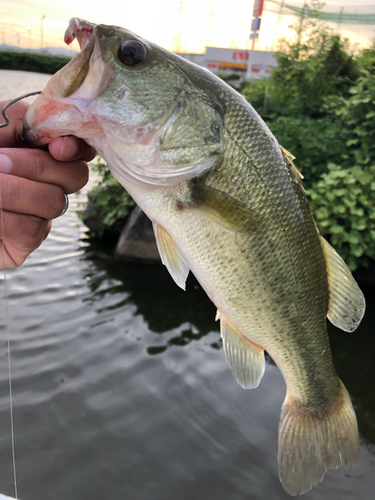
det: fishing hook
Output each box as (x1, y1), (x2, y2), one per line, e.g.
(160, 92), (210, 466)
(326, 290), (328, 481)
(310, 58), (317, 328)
(0, 91), (42, 129)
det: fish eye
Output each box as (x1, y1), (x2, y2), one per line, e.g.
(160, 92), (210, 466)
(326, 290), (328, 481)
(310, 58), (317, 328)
(118, 40), (146, 67)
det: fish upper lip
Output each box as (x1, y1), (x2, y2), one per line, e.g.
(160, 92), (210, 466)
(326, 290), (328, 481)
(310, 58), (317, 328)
(64, 18), (120, 52)
(64, 18), (97, 50)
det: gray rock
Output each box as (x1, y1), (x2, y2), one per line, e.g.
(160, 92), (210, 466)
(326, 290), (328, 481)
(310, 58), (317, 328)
(115, 206), (161, 263)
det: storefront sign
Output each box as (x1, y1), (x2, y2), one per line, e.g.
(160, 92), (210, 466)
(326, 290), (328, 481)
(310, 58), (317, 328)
(219, 61), (248, 70)
(233, 51), (249, 61)
(253, 0), (264, 18)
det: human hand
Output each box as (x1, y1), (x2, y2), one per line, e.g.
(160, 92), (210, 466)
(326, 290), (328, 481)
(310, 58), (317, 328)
(0, 99), (95, 270)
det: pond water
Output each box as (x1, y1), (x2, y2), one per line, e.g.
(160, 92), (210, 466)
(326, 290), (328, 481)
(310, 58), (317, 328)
(0, 70), (374, 500)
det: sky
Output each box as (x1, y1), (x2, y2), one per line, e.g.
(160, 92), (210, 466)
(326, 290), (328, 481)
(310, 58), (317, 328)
(1, 0), (375, 55)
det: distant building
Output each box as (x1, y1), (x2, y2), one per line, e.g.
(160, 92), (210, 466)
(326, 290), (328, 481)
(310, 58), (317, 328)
(177, 47), (277, 79)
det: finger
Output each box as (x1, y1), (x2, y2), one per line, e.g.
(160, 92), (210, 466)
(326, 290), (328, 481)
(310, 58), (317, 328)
(0, 148), (89, 194)
(0, 174), (67, 219)
(0, 211), (51, 269)
(0, 100), (29, 148)
(49, 136), (96, 162)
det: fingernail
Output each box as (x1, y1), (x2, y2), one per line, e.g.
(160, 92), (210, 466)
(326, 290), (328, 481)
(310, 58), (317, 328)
(0, 153), (12, 174)
(59, 136), (68, 160)
(15, 132), (25, 144)
(60, 136), (79, 160)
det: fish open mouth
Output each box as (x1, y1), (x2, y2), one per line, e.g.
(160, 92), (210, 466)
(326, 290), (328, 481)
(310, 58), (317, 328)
(22, 18), (108, 147)
(64, 18), (97, 51)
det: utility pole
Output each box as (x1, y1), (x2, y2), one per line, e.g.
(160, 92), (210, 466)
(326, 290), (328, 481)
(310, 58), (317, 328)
(27, 26), (31, 49)
(13, 32), (20, 48)
(246, 0), (264, 81)
(206, 0), (217, 47)
(297, 1), (307, 45)
(271, 0), (285, 51)
(337, 7), (344, 34)
(172, 1), (184, 52)
(41, 15), (46, 49)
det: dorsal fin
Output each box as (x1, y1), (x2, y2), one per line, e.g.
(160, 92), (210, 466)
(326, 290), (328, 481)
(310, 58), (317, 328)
(153, 223), (190, 290)
(321, 237), (365, 332)
(281, 147), (304, 180)
(218, 311), (265, 389)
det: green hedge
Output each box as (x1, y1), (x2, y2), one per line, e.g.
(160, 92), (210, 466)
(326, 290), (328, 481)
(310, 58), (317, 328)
(240, 31), (375, 270)
(0, 51), (71, 74)
(78, 159), (135, 238)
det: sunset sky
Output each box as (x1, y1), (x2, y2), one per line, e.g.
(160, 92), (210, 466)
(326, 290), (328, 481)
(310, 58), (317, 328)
(1, 0), (374, 55)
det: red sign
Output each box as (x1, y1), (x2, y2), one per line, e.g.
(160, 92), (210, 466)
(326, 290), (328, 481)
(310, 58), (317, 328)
(233, 51), (249, 61)
(253, 0), (264, 17)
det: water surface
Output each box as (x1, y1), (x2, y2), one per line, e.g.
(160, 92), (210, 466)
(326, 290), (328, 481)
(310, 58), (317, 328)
(0, 70), (374, 500)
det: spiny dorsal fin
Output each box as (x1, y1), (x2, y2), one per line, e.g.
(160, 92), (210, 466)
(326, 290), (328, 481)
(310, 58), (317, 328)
(186, 184), (264, 233)
(218, 311), (265, 389)
(321, 237), (365, 332)
(281, 147), (304, 180)
(153, 223), (190, 290)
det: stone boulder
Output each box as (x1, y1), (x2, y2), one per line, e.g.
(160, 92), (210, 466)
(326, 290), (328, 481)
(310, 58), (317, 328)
(115, 206), (160, 263)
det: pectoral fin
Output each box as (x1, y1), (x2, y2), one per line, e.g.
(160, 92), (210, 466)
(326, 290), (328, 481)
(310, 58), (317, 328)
(321, 237), (365, 332)
(153, 223), (190, 290)
(187, 184), (264, 233)
(219, 312), (265, 389)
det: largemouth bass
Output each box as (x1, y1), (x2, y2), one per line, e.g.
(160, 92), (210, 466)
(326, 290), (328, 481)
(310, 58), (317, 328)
(23, 18), (365, 495)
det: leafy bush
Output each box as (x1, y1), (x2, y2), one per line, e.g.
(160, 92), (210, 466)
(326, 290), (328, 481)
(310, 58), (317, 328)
(78, 159), (135, 238)
(240, 14), (375, 270)
(323, 71), (375, 169)
(241, 33), (360, 186)
(0, 51), (71, 74)
(307, 164), (375, 270)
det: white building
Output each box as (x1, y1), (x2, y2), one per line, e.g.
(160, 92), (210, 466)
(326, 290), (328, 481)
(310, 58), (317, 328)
(177, 47), (277, 79)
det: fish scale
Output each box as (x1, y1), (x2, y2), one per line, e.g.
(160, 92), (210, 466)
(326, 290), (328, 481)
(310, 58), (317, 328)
(22, 18), (365, 496)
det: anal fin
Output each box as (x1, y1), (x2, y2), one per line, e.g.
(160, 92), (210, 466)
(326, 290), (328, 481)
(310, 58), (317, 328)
(153, 223), (190, 290)
(219, 312), (265, 389)
(321, 237), (365, 332)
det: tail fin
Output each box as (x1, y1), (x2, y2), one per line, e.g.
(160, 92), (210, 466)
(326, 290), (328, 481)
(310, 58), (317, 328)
(278, 381), (359, 496)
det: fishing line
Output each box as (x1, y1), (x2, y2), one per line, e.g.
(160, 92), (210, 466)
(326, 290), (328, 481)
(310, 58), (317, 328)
(0, 92), (41, 499)
(0, 183), (18, 499)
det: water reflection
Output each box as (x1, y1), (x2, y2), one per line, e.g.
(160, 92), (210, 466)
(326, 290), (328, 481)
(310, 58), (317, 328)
(328, 278), (375, 450)
(79, 237), (375, 451)
(80, 238), (219, 345)
(2, 68), (374, 500)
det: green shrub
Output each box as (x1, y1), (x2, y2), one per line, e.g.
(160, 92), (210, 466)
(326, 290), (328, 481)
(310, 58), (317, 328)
(241, 22), (375, 270)
(241, 33), (360, 187)
(78, 159), (135, 237)
(307, 164), (375, 270)
(323, 71), (375, 170)
(0, 51), (71, 74)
